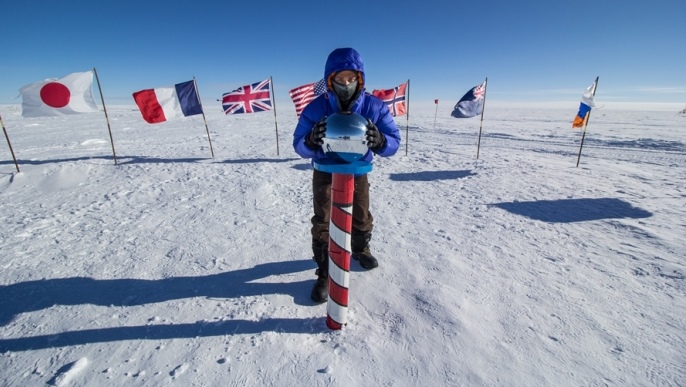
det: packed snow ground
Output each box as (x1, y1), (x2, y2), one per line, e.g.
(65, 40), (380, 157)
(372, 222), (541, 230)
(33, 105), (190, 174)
(1, 103), (685, 386)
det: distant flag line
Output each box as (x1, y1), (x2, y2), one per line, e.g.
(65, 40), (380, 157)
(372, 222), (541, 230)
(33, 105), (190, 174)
(3, 69), (607, 170)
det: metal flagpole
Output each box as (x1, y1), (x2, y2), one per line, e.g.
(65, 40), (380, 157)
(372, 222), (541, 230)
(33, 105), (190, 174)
(0, 112), (20, 172)
(405, 79), (410, 156)
(270, 76), (280, 155)
(193, 77), (215, 158)
(576, 76), (599, 168)
(93, 67), (118, 165)
(476, 77), (488, 159)
(433, 98), (438, 129)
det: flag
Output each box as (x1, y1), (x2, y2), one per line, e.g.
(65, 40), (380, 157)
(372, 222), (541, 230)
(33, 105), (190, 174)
(434, 99), (439, 104)
(372, 82), (407, 117)
(221, 78), (272, 115)
(572, 81), (597, 128)
(289, 79), (326, 117)
(451, 81), (486, 118)
(19, 71), (99, 118)
(133, 80), (203, 124)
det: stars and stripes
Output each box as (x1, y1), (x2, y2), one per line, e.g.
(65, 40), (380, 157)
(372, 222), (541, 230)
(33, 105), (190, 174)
(289, 79), (327, 117)
(221, 78), (272, 115)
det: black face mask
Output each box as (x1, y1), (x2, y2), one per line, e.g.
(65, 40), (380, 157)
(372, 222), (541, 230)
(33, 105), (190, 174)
(332, 79), (358, 102)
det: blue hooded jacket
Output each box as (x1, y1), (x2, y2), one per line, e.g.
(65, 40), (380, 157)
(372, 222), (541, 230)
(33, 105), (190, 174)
(292, 48), (401, 168)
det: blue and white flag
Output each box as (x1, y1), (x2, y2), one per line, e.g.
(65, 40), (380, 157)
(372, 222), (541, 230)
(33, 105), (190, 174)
(451, 81), (486, 118)
(572, 80), (597, 128)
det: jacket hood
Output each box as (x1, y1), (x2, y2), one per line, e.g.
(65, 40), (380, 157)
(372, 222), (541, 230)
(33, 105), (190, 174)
(324, 48), (366, 86)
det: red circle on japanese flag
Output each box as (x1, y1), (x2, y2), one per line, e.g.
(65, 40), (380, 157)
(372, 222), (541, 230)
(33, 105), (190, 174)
(40, 82), (71, 108)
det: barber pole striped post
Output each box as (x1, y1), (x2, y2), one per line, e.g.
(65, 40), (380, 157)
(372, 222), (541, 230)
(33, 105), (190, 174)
(326, 173), (354, 330)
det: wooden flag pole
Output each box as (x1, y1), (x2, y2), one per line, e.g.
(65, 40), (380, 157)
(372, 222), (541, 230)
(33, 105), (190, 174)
(0, 112), (20, 172)
(405, 79), (410, 156)
(575, 76), (599, 168)
(93, 67), (118, 165)
(270, 76), (280, 155)
(476, 77), (488, 159)
(193, 77), (215, 158)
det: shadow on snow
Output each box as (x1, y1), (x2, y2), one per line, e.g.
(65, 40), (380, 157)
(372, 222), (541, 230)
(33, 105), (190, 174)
(490, 197), (652, 223)
(0, 259), (320, 352)
(389, 170), (476, 182)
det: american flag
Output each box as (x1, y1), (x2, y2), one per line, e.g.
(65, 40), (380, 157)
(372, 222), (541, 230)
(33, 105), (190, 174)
(221, 78), (272, 115)
(371, 82), (407, 117)
(289, 79), (326, 117)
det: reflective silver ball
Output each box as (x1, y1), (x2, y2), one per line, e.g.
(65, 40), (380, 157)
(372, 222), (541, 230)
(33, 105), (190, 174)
(322, 112), (368, 163)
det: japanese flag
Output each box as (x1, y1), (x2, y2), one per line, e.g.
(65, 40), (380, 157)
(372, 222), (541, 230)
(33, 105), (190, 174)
(19, 71), (99, 118)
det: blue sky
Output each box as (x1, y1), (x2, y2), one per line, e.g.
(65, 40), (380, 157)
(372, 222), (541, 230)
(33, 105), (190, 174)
(2, 0), (684, 108)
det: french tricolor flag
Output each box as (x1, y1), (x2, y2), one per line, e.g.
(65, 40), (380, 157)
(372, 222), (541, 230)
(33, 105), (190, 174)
(133, 80), (203, 124)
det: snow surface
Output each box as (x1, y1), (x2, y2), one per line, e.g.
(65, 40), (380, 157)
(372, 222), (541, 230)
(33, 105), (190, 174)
(1, 103), (685, 386)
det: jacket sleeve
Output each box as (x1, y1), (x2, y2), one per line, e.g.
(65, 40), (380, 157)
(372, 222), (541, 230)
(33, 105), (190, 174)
(370, 100), (401, 157)
(292, 100), (325, 159)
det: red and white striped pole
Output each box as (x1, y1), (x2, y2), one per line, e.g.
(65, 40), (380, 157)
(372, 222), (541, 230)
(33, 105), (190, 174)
(326, 173), (354, 330)
(314, 111), (372, 330)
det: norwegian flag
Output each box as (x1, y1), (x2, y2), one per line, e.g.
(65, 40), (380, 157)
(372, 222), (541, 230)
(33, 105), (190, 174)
(371, 82), (407, 117)
(221, 78), (272, 115)
(289, 79), (326, 117)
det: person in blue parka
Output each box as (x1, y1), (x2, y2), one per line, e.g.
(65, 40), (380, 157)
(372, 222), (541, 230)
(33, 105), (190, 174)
(293, 47), (401, 303)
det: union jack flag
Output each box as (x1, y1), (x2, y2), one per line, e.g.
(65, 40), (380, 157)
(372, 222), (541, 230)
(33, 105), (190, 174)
(371, 82), (407, 117)
(221, 78), (272, 115)
(289, 79), (326, 117)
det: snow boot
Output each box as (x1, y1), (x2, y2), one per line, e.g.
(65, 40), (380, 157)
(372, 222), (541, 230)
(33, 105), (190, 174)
(310, 241), (329, 303)
(351, 232), (379, 269)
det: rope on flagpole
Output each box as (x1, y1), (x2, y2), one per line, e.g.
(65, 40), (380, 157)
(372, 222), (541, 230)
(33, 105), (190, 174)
(193, 77), (215, 158)
(93, 67), (118, 165)
(576, 76), (599, 168)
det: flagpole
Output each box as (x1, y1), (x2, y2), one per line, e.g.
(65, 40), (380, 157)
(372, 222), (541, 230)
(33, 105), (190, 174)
(476, 77), (488, 159)
(0, 112), (20, 172)
(405, 79), (410, 156)
(270, 76), (280, 156)
(93, 67), (118, 165)
(193, 77), (215, 158)
(575, 76), (599, 168)
(433, 98), (438, 129)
